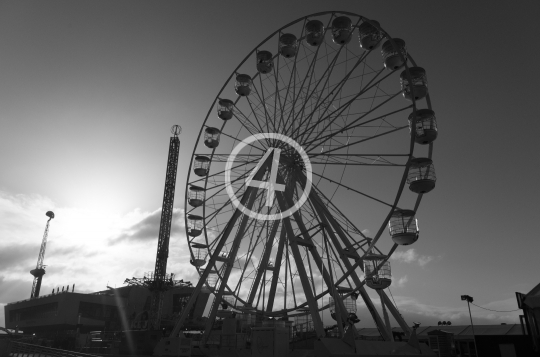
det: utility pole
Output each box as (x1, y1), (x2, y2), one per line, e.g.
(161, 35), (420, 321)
(461, 294), (479, 357)
(30, 211), (55, 298)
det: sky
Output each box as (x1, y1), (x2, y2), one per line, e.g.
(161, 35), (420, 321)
(1, 0), (540, 330)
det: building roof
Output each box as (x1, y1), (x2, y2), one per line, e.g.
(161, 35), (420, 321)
(524, 282), (540, 308)
(356, 324), (524, 339)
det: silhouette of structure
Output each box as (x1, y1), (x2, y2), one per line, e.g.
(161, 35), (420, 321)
(124, 125), (185, 330)
(29, 211), (55, 298)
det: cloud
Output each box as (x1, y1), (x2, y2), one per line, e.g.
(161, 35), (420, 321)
(362, 295), (522, 327)
(417, 255), (433, 267)
(0, 190), (195, 308)
(0, 244), (37, 271)
(108, 207), (184, 244)
(391, 248), (433, 267)
(397, 275), (408, 287)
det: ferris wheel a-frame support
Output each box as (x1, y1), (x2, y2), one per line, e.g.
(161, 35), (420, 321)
(166, 159), (272, 342)
(201, 187), (262, 343)
(265, 228), (287, 312)
(246, 219), (280, 306)
(306, 178), (413, 337)
(290, 171), (393, 340)
(276, 190), (348, 338)
(167, 160), (411, 346)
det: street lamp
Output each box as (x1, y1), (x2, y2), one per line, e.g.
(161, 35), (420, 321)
(461, 295), (479, 357)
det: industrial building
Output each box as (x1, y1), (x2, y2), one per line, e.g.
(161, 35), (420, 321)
(4, 284), (210, 335)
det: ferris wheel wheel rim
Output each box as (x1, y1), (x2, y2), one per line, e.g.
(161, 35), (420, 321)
(184, 11), (433, 315)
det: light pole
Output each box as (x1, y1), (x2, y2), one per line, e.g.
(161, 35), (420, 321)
(461, 295), (479, 357)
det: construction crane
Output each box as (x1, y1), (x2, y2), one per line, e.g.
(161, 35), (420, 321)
(30, 211), (55, 298)
(125, 125), (191, 330)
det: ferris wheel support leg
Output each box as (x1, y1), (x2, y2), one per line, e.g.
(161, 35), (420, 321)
(201, 185), (265, 344)
(379, 289), (412, 335)
(277, 191), (347, 338)
(307, 188), (391, 341)
(279, 215), (326, 338)
(168, 166), (271, 341)
(377, 290), (395, 342)
(246, 220), (280, 306)
(266, 229), (287, 313)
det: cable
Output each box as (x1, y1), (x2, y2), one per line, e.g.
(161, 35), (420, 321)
(470, 302), (520, 313)
(387, 287), (400, 314)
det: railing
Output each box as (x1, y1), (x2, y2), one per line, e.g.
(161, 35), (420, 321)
(7, 341), (100, 357)
(6, 291), (73, 305)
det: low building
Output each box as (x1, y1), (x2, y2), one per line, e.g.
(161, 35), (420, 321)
(3, 285), (210, 335)
(357, 324), (534, 357)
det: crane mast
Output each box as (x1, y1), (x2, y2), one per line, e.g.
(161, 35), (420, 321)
(30, 211), (55, 298)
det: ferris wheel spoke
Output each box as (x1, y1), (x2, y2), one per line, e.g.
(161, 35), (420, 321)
(202, 154), (260, 164)
(297, 65), (398, 147)
(309, 179), (373, 243)
(277, 26), (307, 136)
(278, 188), (351, 324)
(237, 98), (268, 137)
(300, 78), (400, 153)
(284, 41), (343, 139)
(189, 158), (259, 187)
(233, 219), (268, 297)
(210, 128), (267, 152)
(290, 49), (370, 143)
(308, 125), (409, 160)
(310, 170), (395, 208)
(280, 37), (324, 136)
(245, 96), (274, 136)
(294, 63), (385, 145)
(298, 169), (372, 244)
(204, 185), (269, 235)
(285, 247), (299, 310)
(254, 74), (278, 135)
(291, 46), (346, 143)
(303, 93), (408, 152)
(305, 191), (391, 339)
(232, 105), (265, 137)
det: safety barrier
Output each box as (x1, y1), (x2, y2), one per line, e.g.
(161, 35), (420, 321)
(7, 341), (100, 357)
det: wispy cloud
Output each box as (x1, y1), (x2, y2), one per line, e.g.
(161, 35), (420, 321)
(108, 208), (184, 245)
(376, 295), (521, 326)
(0, 190), (193, 303)
(391, 248), (433, 267)
(397, 275), (408, 287)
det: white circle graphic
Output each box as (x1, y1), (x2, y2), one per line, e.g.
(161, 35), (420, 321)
(225, 133), (312, 221)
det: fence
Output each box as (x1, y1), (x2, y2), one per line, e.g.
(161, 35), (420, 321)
(5, 341), (100, 357)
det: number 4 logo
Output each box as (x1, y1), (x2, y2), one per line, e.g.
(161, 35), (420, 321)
(225, 133), (313, 221)
(245, 148), (285, 207)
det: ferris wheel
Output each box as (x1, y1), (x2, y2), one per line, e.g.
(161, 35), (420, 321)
(179, 11), (438, 342)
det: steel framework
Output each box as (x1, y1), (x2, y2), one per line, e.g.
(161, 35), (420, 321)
(30, 211), (54, 298)
(124, 126), (187, 330)
(175, 11), (438, 346)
